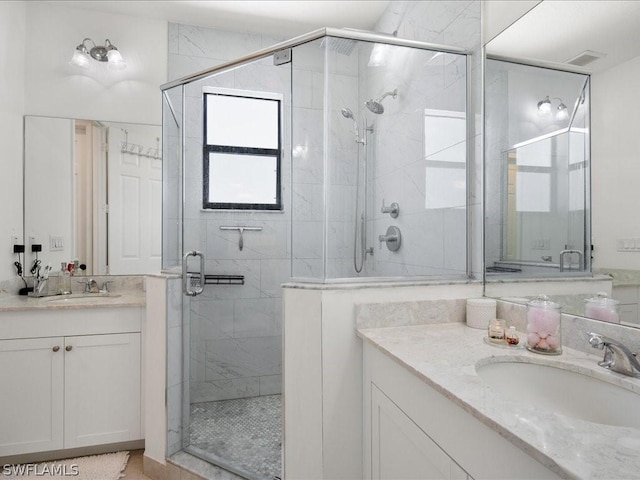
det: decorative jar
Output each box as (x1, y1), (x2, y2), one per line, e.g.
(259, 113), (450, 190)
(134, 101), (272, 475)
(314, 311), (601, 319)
(526, 295), (562, 355)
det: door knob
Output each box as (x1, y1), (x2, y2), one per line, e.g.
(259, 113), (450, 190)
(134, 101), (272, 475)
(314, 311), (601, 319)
(65, 345), (73, 352)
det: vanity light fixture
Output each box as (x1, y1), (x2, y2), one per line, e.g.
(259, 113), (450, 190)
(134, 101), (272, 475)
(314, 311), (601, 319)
(537, 96), (568, 119)
(537, 96), (552, 114)
(70, 38), (126, 70)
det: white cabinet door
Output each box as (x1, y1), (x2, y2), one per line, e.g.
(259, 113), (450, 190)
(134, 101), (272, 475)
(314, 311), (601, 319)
(0, 337), (64, 456)
(64, 333), (141, 448)
(371, 385), (469, 480)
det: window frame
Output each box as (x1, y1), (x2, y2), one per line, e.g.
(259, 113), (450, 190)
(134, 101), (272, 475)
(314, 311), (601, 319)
(202, 87), (283, 211)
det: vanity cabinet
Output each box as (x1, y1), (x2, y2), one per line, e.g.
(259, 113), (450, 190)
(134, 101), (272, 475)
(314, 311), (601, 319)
(363, 342), (559, 480)
(0, 307), (143, 457)
(371, 384), (471, 480)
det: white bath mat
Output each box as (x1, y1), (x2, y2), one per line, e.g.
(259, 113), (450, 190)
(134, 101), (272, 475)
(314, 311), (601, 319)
(2, 451), (129, 479)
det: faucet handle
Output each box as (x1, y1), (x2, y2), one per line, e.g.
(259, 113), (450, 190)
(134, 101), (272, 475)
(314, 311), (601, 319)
(586, 332), (605, 349)
(381, 199), (399, 218)
(101, 280), (113, 292)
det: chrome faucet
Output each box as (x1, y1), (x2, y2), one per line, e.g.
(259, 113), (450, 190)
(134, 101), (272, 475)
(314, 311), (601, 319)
(78, 278), (100, 293)
(559, 249), (583, 272)
(586, 332), (640, 378)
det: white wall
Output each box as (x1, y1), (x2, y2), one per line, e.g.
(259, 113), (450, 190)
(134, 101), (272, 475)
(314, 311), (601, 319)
(0, 1), (168, 286)
(24, 1), (167, 124)
(591, 55), (640, 270)
(0, 2), (26, 284)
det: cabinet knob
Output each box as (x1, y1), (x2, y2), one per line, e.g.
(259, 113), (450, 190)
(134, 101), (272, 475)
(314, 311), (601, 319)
(65, 345), (73, 352)
(52, 346), (60, 352)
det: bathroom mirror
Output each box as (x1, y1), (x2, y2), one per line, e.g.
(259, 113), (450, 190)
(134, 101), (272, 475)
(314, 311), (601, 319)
(24, 115), (162, 276)
(484, 1), (640, 328)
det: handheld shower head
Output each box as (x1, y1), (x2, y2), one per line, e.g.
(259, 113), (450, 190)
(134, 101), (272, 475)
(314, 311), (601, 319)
(341, 107), (354, 119)
(341, 107), (360, 142)
(365, 88), (398, 114)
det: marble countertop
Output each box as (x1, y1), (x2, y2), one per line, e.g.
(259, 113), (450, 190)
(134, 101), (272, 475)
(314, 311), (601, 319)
(358, 323), (640, 480)
(0, 292), (145, 311)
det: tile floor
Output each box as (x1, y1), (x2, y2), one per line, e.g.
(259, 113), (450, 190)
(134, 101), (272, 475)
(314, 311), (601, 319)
(189, 394), (282, 479)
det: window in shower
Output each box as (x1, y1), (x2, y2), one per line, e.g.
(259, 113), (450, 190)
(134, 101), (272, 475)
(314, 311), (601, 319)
(203, 88), (282, 210)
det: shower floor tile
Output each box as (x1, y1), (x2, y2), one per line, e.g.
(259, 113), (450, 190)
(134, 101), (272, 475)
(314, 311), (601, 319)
(189, 394), (282, 480)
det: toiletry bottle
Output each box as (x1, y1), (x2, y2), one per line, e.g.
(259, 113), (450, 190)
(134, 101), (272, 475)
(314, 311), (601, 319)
(59, 262), (71, 294)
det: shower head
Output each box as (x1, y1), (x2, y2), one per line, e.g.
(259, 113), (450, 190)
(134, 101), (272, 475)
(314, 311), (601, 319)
(365, 88), (398, 114)
(341, 107), (360, 142)
(341, 107), (354, 119)
(365, 99), (384, 114)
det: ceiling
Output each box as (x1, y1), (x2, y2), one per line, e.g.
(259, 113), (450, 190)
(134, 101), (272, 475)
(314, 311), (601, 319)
(487, 0), (640, 74)
(52, 0), (391, 37)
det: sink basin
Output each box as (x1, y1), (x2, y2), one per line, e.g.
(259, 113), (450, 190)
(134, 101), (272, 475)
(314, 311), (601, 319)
(43, 293), (121, 303)
(476, 359), (640, 428)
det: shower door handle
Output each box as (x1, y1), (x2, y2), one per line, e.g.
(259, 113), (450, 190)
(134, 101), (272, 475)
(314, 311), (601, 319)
(183, 251), (205, 297)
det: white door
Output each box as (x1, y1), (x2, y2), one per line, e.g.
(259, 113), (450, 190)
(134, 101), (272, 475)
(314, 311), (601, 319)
(0, 337), (64, 456)
(107, 125), (162, 274)
(64, 333), (141, 448)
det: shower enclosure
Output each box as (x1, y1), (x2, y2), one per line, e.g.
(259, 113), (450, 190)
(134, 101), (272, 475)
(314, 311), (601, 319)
(162, 28), (468, 479)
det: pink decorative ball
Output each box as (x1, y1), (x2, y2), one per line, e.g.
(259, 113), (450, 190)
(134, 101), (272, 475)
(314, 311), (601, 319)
(527, 332), (540, 348)
(547, 335), (560, 349)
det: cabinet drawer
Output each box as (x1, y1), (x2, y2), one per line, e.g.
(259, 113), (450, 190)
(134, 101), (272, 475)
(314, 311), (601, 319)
(0, 307), (142, 340)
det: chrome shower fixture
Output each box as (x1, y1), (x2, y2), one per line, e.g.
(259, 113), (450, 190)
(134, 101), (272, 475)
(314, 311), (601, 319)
(365, 88), (398, 114)
(341, 107), (361, 143)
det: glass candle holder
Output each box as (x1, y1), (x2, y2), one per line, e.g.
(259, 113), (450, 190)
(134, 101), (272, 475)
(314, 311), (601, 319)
(488, 319), (506, 344)
(526, 295), (562, 355)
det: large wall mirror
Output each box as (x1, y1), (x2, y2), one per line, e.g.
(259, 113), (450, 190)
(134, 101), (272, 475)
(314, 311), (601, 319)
(24, 116), (162, 276)
(484, 0), (640, 328)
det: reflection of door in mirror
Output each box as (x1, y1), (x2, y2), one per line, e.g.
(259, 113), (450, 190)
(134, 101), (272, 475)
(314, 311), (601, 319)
(106, 125), (162, 274)
(24, 116), (161, 276)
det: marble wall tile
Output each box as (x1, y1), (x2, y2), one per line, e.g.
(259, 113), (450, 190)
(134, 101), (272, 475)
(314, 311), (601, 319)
(292, 258), (324, 279)
(234, 298), (282, 337)
(355, 298), (467, 329)
(258, 375), (282, 396)
(191, 377), (260, 404)
(292, 145), (324, 185)
(291, 220), (323, 260)
(167, 325), (183, 389)
(291, 183), (324, 222)
(204, 336), (281, 381)
(190, 298), (234, 340)
(178, 24), (263, 61)
(167, 382), (183, 456)
(260, 259), (290, 298)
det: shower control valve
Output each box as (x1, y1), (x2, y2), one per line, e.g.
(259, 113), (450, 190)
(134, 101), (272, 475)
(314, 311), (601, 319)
(381, 199), (399, 218)
(378, 226), (402, 252)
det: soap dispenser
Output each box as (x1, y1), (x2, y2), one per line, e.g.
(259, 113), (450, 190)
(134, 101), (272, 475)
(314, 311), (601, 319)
(58, 262), (71, 295)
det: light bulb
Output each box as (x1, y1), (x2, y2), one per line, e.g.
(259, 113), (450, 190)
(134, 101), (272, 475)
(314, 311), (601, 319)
(107, 49), (126, 70)
(556, 103), (568, 120)
(537, 96), (551, 114)
(70, 48), (90, 69)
